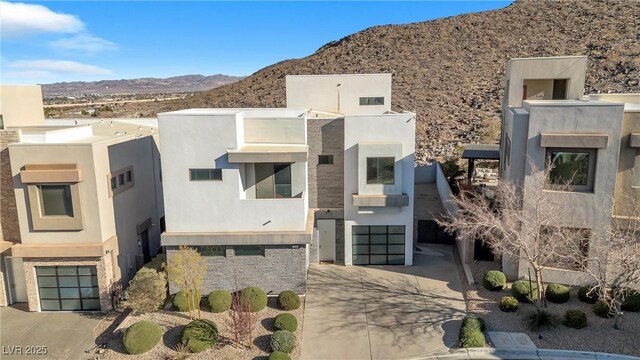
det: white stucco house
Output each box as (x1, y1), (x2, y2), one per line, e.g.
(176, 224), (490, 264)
(159, 74), (416, 294)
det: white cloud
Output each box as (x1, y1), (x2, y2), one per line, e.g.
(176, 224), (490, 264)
(10, 60), (112, 75)
(4, 70), (53, 79)
(0, 1), (84, 38)
(49, 34), (118, 55)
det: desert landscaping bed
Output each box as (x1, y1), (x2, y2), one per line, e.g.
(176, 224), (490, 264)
(461, 260), (640, 357)
(94, 297), (304, 360)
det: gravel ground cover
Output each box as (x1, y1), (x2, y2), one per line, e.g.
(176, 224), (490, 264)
(461, 260), (640, 357)
(92, 297), (304, 359)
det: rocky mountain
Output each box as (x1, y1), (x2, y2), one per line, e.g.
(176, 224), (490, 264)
(42, 74), (244, 96)
(149, 1), (638, 162)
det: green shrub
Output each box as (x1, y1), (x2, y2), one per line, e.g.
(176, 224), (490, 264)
(270, 330), (296, 354)
(578, 285), (599, 304)
(499, 296), (519, 312)
(526, 308), (557, 331)
(459, 327), (486, 348)
(269, 351), (292, 360)
(278, 290), (301, 310)
(122, 320), (163, 355)
(461, 316), (486, 332)
(207, 290), (232, 313)
(143, 253), (167, 271)
(546, 284), (570, 304)
(593, 300), (615, 318)
(482, 270), (506, 291)
(458, 316), (486, 348)
(563, 309), (588, 329)
(173, 289), (201, 312)
(180, 319), (219, 353)
(125, 268), (167, 314)
(621, 289), (640, 312)
(511, 280), (538, 303)
(239, 287), (267, 312)
(274, 313), (298, 332)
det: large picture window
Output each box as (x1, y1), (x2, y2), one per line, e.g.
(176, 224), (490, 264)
(366, 157), (395, 184)
(352, 225), (405, 265)
(38, 185), (73, 217)
(545, 148), (596, 192)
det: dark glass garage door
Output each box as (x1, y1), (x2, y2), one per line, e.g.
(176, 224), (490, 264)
(352, 225), (405, 265)
(36, 266), (100, 311)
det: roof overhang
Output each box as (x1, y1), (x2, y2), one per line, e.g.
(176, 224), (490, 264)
(462, 144), (500, 160)
(227, 144), (308, 163)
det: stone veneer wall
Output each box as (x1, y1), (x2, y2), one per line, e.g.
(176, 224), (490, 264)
(335, 219), (345, 265)
(22, 256), (113, 312)
(167, 245), (307, 295)
(306, 118), (344, 209)
(0, 130), (21, 307)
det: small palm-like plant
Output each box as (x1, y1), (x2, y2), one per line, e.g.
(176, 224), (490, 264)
(526, 308), (557, 331)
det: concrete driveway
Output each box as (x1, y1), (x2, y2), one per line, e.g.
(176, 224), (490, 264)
(0, 304), (104, 359)
(301, 244), (466, 360)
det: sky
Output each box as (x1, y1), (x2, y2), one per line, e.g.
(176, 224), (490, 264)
(0, 1), (512, 85)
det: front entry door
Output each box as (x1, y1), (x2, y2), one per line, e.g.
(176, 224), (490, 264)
(318, 220), (336, 262)
(5, 257), (28, 303)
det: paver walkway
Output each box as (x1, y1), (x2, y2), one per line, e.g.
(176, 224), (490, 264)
(0, 304), (104, 359)
(301, 244), (466, 360)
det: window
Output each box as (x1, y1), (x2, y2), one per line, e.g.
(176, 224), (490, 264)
(38, 185), (73, 217)
(352, 225), (405, 265)
(540, 227), (590, 271)
(110, 166), (135, 196)
(552, 79), (568, 100)
(255, 163), (292, 199)
(359, 97), (385, 106)
(196, 245), (225, 257)
(189, 168), (222, 181)
(545, 148), (596, 192)
(318, 155), (334, 165)
(274, 164), (291, 198)
(234, 245), (265, 256)
(36, 266), (100, 311)
(505, 136), (511, 167)
(366, 157), (395, 184)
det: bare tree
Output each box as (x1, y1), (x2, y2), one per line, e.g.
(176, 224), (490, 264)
(438, 162), (588, 306)
(579, 192), (640, 329)
(166, 245), (207, 319)
(225, 291), (257, 349)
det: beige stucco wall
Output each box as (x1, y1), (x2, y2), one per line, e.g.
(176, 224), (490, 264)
(286, 74), (392, 115)
(0, 85), (45, 128)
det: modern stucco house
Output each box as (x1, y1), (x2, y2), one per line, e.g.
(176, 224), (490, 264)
(159, 74), (415, 294)
(0, 85), (164, 311)
(496, 56), (640, 284)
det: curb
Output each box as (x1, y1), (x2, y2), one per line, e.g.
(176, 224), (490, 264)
(411, 348), (640, 360)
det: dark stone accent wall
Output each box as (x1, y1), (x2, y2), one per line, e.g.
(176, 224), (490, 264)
(307, 118), (344, 209)
(167, 244), (307, 295)
(1, 130), (21, 243)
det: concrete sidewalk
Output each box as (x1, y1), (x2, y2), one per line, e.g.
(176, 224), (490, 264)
(0, 304), (104, 359)
(301, 245), (466, 360)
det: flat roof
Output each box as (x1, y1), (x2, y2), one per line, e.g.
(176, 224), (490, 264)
(523, 99), (622, 107)
(159, 108), (307, 117)
(10, 120), (157, 145)
(508, 55), (587, 62)
(462, 144), (500, 160)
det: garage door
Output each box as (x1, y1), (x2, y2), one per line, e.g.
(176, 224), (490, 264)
(352, 225), (405, 265)
(36, 266), (101, 311)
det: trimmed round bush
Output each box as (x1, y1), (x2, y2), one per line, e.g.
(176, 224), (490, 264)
(274, 313), (298, 332)
(482, 270), (506, 291)
(459, 327), (485, 348)
(511, 280), (538, 303)
(269, 351), (292, 360)
(180, 319), (219, 353)
(239, 287), (268, 312)
(207, 290), (232, 313)
(593, 300), (615, 318)
(578, 285), (599, 304)
(270, 330), (296, 354)
(122, 320), (162, 355)
(563, 309), (588, 329)
(173, 289), (201, 312)
(621, 289), (640, 312)
(499, 296), (519, 312)
(278, 290), (301, 310)
(461, 316), (486, 332)
(546, 284), (570, 304)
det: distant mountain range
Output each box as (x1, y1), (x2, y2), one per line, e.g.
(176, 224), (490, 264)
(41, 74), (244, 96)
